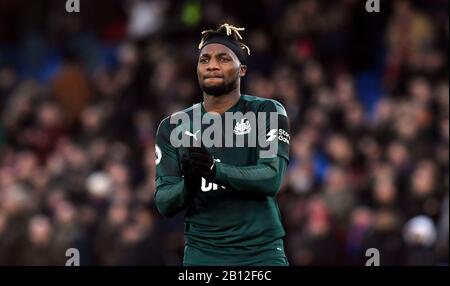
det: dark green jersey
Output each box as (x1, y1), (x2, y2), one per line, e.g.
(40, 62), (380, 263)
(155, 94), (290, 265)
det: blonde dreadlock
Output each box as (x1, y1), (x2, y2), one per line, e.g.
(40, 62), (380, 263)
(198, 23), (251, 56)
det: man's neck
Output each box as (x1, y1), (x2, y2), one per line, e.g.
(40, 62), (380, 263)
(203, 90), (241, 114)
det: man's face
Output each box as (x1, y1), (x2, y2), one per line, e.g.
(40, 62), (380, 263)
(197, 43), (247, 96)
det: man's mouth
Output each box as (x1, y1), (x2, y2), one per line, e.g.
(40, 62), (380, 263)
(204, 75), (224, 79)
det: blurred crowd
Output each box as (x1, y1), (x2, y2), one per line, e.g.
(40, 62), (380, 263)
(0, 0), (448, 265)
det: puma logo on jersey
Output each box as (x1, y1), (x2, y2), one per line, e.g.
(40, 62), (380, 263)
(184, 130), (200, 141)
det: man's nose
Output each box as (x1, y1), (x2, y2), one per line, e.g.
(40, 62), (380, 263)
(206, 59), (219, 70)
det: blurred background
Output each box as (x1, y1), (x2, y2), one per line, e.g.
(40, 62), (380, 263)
(0, 0), (448, 266)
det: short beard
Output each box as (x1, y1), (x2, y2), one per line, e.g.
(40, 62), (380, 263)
(199, 75), (239, 97)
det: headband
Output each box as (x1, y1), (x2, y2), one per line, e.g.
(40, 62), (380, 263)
(199, 34), (248, 64)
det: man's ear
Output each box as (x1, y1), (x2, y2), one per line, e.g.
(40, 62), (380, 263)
(239, 65), (247, 77)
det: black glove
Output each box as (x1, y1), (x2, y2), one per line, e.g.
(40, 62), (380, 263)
(181, 153), (201, 192)
(188, 146), (216, 180)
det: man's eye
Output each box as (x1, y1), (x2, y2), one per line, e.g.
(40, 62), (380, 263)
(199, 58), (208, 63)
(220, 58), (230, 62)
